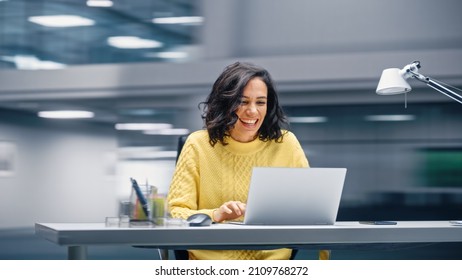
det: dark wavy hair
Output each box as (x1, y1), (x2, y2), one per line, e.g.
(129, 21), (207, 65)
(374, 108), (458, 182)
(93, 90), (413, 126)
(200, 61), (288, 146)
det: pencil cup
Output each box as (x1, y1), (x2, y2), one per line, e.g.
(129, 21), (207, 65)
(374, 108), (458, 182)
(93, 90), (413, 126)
(119, 200), (131, 218)
(118, 200), (131, 226)
(151, 193), (167, 225)
(129, 184), (157, 223)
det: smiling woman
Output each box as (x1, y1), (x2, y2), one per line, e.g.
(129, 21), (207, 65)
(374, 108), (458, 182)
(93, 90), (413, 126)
(167, 62), (311, 260)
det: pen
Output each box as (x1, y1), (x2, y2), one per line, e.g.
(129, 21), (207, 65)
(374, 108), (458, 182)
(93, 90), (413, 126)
(130, 177), (150, 218)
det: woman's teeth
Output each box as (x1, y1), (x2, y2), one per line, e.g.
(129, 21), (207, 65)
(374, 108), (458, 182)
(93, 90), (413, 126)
(241, 119), (257, 124)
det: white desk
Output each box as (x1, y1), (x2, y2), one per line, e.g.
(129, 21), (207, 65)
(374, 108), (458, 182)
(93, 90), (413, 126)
(35, 221), (462, 260)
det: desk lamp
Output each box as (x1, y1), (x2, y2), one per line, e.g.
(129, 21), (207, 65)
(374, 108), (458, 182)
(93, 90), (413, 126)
(376, 61), (462, 225)
(376, 61), (462, 105)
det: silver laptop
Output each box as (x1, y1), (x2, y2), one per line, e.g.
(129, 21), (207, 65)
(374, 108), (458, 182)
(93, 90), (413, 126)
(243, 167), (347, 225)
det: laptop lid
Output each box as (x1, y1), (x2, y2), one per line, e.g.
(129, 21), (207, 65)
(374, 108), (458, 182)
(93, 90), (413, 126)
(243, 167), (347, 225)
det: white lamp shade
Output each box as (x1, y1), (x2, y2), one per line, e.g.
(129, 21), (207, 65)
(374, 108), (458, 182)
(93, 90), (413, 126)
(376, 68), (412, 95)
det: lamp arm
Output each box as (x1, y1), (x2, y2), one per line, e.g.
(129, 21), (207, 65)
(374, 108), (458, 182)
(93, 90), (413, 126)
(426, 79), (462, 104)
(409, 70), (462, 104)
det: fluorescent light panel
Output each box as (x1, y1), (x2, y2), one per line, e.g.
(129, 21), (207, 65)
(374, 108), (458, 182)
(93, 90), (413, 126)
(38, 110), (94, 119)
(86, 0), (113, 7)
(115, 123), (172, 131)
(146, 51), (189, 59)
(107, 36), (163, 49)
(365, 115), (416, 122)
(119, 109), (158, 116)
(152, 16), (204, 25)
(288, 116), (328, 123)
(1, 55), (66, 70)
(28, 15), (95, 27)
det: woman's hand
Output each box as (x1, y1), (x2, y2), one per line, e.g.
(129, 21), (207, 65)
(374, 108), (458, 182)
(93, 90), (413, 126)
(213, 201), (246, 223)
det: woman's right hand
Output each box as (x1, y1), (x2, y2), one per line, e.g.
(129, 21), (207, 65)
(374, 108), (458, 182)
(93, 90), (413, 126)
(213, 201), (246, 223)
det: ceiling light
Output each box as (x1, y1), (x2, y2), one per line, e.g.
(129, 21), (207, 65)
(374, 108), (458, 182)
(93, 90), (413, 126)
(146, 51), (189, 59)
(28, 15), (95, 27)
(107, 36), (163, 49)
(1, 55), (66, 70)
(288, 116), (328, 123)
(86, 0), (113, 7)
(38, 110), (95, 119)
(118, 109), (158, 116)
(115, 123), (172, 131)
(152, 16), (204, 25)
(365, 115), (416, 122)
(143, 128), (190, 135)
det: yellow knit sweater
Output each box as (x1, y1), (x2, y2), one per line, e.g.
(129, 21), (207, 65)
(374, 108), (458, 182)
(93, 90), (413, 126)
(168, 129), (309, 260)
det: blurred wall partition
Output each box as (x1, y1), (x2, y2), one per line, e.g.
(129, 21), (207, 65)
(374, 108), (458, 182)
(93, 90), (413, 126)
(0, 109), (118, 229)
(284, 101), (462, 219)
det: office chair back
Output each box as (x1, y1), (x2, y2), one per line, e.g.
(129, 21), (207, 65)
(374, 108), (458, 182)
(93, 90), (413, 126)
(175, 134), (189, 163)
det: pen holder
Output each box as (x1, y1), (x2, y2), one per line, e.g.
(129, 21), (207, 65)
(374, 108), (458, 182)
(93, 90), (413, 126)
(129, 184), (157, 223)
(151, 193), (167, 225)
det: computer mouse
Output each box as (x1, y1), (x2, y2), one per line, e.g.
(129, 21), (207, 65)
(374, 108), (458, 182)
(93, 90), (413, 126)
(187, 213), (212, 227)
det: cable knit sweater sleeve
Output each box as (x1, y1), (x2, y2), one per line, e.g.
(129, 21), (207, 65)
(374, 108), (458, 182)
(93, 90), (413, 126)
(168, 131), (217, 220)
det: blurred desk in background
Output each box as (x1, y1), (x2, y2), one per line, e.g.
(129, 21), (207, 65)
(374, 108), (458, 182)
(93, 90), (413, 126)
(35, 221), (462, 260)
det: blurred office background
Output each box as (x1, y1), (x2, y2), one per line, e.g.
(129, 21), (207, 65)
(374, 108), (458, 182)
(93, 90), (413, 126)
(1, 0), (462, 259)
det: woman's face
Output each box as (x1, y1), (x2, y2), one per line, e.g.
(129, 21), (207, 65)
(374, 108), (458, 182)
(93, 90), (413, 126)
(229, 77), (268, 143)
